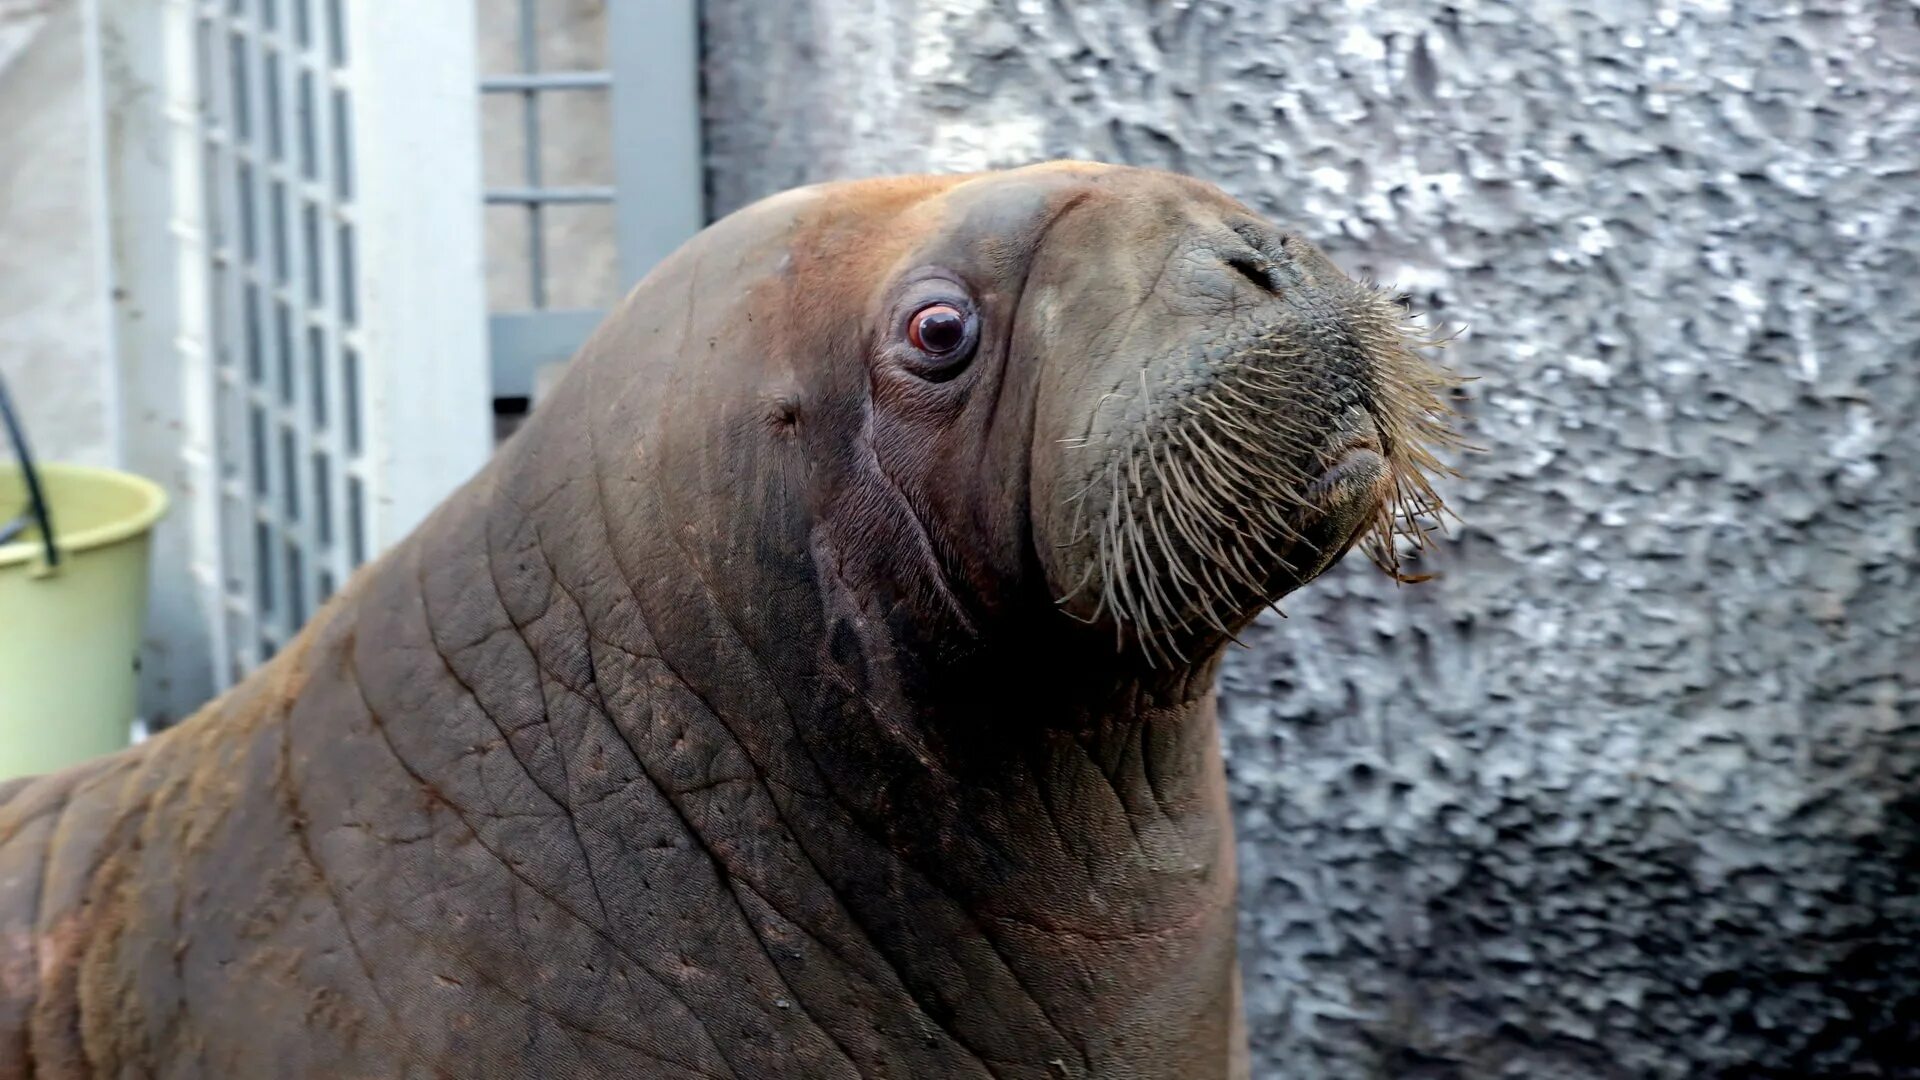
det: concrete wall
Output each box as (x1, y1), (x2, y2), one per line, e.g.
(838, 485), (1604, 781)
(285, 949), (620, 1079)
(704, 2), (1920, 1076)
(0, 0), (112, 467)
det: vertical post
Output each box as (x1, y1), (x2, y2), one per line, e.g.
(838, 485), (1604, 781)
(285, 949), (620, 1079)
(346, 0), (491, 548)
(608, 0), (705, 291)
(84, 0), (217, 722)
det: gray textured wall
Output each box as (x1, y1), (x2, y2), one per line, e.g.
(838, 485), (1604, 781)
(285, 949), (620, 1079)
(703, 2), (1920, 1076)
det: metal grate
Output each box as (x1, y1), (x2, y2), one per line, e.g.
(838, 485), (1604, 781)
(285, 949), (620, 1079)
(482, 0), (611, 312)
(482, 0), (703, 400)
(93, 0), (492, 716)
(191, 0), (365, 682)
(91, 0), (689, 718)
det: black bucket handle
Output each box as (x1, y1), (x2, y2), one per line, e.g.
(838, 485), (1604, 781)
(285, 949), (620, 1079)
(0, 371), (59, 572)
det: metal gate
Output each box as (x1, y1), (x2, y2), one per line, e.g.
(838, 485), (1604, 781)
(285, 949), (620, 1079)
(87, 0), (703, 724)
(91, 0), (488, 721)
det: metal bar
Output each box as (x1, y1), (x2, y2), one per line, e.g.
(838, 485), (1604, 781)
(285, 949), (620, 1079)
(474, 2), (705, 412)
(207, 9), (260, 675)
(488, 310), (602, 398)
(347, 0), (491, 550)
(484, 186), (616, 205)
(607, 0), (704, 289)
(237, 17), (293, 650)
(480, 71), (609, 93)
(265, 9), (327, 634)
(302, 1), (353, 600)
(517, 0), (544, 309)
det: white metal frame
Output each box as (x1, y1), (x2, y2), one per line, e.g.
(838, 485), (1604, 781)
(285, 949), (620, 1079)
(88, 0), (490, 716)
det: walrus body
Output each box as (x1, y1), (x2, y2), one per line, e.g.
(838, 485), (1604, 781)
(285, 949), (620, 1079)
(0, 163), (1453, 1078)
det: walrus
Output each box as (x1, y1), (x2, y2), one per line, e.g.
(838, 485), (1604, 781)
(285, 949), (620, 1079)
(0, 162), (1455, 1078)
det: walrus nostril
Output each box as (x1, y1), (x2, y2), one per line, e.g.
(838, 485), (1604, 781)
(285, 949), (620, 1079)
(1224, 252), (1277, 293)
(1225, 221), (1304, 294)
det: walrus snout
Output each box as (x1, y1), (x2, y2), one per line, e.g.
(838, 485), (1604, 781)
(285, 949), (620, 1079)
(1024, 175), (1460, 662)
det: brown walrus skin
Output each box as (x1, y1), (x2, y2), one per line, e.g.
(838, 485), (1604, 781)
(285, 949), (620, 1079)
(0, 162), (1455, 1078)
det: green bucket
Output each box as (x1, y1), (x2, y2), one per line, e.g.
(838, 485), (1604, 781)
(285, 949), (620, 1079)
(0, 462), (168, 778)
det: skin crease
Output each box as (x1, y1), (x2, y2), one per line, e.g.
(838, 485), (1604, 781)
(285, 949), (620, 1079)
(0, 162), (1452, 1079)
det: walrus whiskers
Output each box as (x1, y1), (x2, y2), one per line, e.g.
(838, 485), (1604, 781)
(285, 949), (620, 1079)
(1060, 279), (1462, 654)
(1142, 437), (1229, 637)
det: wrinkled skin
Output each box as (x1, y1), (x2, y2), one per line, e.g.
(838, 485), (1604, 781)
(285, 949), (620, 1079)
(0, 163), (1452, 1078)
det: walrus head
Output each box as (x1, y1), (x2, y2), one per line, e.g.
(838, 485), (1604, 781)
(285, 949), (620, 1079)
(647, 161), (1459, 678)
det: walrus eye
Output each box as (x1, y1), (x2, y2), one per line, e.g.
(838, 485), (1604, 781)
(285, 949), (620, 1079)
(908, 303), (971, 357)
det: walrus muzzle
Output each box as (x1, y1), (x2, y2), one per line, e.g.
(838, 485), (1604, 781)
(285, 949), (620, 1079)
(1029, 209), (1457, 662)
